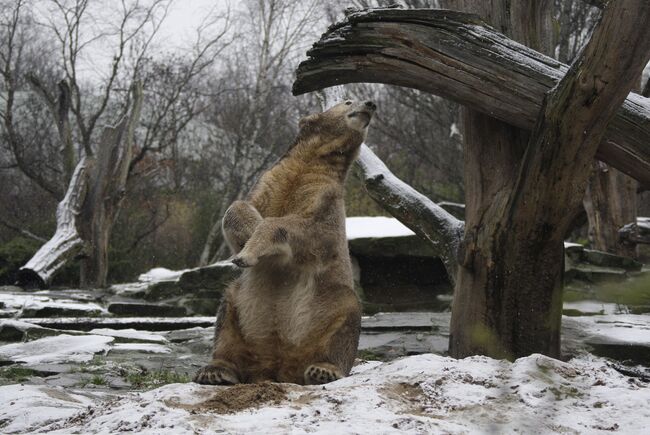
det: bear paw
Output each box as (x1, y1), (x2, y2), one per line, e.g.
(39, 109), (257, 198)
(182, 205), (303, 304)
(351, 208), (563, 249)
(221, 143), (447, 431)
(304, 363), (343, 385)
(193, 363), (240, 385)
(231, 251), (259, 268)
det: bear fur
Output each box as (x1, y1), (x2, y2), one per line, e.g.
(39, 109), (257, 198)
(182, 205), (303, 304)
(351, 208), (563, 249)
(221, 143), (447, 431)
(193, 99), (376, 385)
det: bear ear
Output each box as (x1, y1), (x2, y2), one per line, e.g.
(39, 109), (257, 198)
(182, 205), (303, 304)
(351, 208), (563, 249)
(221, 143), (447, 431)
(298, 113), (319, 131)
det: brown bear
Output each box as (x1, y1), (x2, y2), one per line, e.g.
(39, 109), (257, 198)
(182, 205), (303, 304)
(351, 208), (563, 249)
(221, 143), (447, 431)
(193, 99), (376, 385)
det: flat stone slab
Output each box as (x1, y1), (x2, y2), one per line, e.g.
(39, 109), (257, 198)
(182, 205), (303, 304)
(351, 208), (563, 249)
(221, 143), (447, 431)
(107, 302), (187, 317)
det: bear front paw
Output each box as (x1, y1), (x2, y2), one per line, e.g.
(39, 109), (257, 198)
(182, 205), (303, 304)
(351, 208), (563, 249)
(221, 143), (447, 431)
(193, 363), (240, 385)
(231, 254), (257, 268)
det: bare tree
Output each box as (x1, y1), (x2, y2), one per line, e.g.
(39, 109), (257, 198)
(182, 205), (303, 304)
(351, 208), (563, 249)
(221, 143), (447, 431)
(2, 0), (232, 287)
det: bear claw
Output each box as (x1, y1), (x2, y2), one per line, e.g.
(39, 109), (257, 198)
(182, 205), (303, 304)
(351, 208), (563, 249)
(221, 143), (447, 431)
(193, 364), (239, 385)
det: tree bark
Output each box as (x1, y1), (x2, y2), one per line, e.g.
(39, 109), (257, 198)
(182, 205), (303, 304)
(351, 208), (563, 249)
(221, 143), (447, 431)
(78, 83), (143, 288)
(451, 0), (650, 358)
(583, 162), (638, 258)
(293, 8), (650, 188)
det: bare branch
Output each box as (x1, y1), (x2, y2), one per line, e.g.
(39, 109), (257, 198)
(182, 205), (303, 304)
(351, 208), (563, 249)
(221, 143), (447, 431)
(0, 216), (48, 242)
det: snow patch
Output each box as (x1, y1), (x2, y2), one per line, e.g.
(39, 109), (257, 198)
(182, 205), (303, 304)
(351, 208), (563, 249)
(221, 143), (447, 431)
(110, 343), (171, 354)
(0, 334), (113, 364)
(89, 328), (168, 343)
(138, 267), (189, 283)
(6, 353), (645, 434)
(346, 216), (414, 240)
(0, 384), (99, 434)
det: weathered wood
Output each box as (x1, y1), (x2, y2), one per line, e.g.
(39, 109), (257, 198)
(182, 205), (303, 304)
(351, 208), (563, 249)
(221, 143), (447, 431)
(448, 0), (557, 359)
(17, 158), (89, 288)
(451, 0), (650, 359)
(293, 8), (650, 187)
(354, 144), (464, 280)
(584, 162), (638, 258)
(79, 83), (143, 288)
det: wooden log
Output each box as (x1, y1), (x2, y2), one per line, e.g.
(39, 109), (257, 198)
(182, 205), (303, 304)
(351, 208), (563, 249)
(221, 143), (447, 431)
(293, 8), (650, 188)
(354, 144), (464, 280)
(17, 158), (90, 288)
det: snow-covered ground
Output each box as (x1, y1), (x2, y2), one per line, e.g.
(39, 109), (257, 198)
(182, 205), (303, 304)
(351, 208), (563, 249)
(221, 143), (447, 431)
(0, 353), (647, 434)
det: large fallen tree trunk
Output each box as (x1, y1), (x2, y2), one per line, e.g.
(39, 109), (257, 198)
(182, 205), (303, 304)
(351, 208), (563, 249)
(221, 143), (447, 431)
(293, 8), (650, 188)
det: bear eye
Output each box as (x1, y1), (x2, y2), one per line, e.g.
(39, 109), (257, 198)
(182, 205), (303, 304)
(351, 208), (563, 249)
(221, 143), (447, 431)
(345, 100), (352, 105)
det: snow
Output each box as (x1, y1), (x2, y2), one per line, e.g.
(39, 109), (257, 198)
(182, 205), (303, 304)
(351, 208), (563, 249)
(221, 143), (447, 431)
(110, 343), (171, 354)
(0, 384), (99, 434)
(568, 314), (650, 346)
(563, 301), (627, 315)
(138, 267), (189, 282)
(346, 216), (415, 240)
(2, 353), (645, 434)
(0, 334), (113, 364)
(0, 293), (106, 315)
(88, 328), (168, 343)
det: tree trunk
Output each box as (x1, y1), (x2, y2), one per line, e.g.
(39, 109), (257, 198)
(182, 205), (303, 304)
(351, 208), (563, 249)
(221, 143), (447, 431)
(79, 84), (143, 288)
(583, 162), (638, 258)
(444, 0), (560, 359)
(293, 8), (650, 188)
(19, 83), (143, 289)
(451, 0), (650, 358)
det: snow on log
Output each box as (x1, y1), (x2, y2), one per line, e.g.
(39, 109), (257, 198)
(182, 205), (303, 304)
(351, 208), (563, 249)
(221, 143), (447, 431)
(17, 158), (89, 288)
(354, 145), (464, 279)
(293, 8), (650, 188)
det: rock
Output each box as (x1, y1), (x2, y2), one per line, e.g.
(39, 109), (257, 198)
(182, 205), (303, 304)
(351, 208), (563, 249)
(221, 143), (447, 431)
(20, 316), (215, 331)
(562, 314), (650, 365)
(0, 320), (60, 342)
(21, 304), (105, 318)
(88, 328), (167, 343)
(348, 235), (438, 258)
(109, 282), (149, 298)
(582, 249), (642, 271)
(108, 302), (187, 317)
(143, 281), (184, 301)
(165, 327), (214, 343)
(178, 262), (239, 293)
(0, 285), (25, 293)
(109, 343), (171, 354)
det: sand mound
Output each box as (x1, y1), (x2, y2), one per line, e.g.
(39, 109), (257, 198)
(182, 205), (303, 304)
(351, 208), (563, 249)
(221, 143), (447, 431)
(198, 382), (288, 414)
